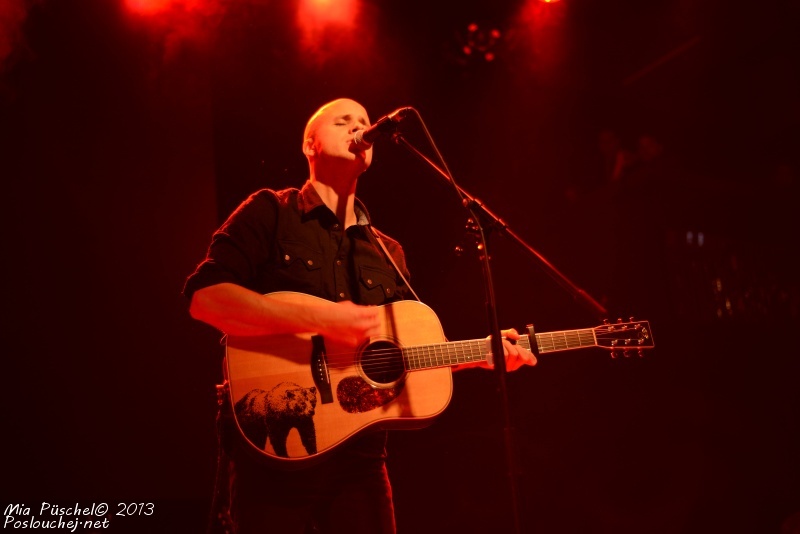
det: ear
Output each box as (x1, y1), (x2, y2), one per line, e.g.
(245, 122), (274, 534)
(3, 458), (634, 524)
(302, 137), (315, 157)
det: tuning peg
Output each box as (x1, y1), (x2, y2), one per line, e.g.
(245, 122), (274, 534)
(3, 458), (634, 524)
(603, 318), (610, 325)
(629, 316), (635, 322)
(610, 350), (619, 359)
(617, 317), (623, 323)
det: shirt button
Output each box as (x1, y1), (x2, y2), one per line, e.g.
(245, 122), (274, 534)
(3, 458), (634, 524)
(385, 288), (393, 295)
(284, 254), (291, 261)
(332, 223), (340, 230)
(336, 259), (342, 266)
(366, 278), (373, 286)
(339, 292), (345, 299)
(307, 259), (314, 266)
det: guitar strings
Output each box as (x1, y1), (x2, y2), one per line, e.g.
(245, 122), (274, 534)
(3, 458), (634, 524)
(316, 340), (490, 373)
(308, 327), (642, 373)
(236, 326), (646, 376)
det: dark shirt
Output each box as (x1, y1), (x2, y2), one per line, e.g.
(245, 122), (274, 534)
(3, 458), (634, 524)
(184, 180), (411, 305)
(184, 180), (412, 460)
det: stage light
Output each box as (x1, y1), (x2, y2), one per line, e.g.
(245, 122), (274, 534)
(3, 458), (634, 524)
(458, 22), (503, 63)
(298, 0), (358, 27)
(122, 0), (222, 62)
(124, 0), (209, 16)
(510, 0), (568, 73)
(296, 0), (362, 61)
(125, 0), (172, 15)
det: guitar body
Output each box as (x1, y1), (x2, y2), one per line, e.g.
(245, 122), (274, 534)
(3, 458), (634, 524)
(225, 292), (453, 469)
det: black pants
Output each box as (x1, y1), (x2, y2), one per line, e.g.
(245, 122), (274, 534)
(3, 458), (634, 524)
(210, 397), (396, 534)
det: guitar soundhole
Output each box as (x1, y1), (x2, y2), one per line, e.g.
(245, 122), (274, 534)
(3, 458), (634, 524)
(361, 340), (405, 386)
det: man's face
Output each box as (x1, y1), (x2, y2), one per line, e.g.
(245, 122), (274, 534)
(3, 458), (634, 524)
(304, 99), (373, 172)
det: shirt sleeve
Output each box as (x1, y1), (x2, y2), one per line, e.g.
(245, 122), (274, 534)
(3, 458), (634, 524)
(182, 190), (279, 300)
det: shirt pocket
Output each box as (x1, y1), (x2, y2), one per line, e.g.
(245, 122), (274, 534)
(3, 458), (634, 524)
(358, 264), (398, 304)
(279, 239), (323, 270)
(274, 239), (324, 293)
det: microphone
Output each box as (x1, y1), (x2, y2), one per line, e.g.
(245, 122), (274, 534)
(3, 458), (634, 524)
(353, 107), (412, 148)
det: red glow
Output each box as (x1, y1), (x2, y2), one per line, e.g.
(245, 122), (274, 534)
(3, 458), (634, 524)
(125, 0), (172, 15)
(296, 0), (361, 61)
(297, 0), (358, 27)
(1, 0), (28, 70)
(521, 0), (567, 26)
(513, 0), (568, 72)
(125, 0), (208, 16)
(123, 0), (225, 63)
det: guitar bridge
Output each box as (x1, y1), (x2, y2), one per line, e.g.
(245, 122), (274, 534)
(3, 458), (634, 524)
(311, 335), (333, 404)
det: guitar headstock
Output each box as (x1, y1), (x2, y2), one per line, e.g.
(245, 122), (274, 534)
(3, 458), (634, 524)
(594, 318), (654, 358)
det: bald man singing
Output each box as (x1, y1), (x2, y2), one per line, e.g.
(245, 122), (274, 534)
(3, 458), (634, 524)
(185, 98), (535, 534)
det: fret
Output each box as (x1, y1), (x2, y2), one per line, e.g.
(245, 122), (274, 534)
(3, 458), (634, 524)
(435, 346), (445, 367)
(404, 346), (416, 370)
(443, 343), (456, 366)
(462, 340), (483, 364)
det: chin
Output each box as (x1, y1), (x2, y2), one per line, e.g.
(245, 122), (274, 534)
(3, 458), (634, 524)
(351, 151), (371, 168)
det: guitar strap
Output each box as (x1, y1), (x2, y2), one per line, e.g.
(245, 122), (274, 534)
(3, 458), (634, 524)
(368, 225), (422, 302)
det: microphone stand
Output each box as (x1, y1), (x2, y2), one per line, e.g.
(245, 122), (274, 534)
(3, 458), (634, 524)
(390, 132), (607, 319)
(390, 128), (608, 534)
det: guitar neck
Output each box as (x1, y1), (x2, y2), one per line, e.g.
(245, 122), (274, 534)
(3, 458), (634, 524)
(403, 328), (598, 370)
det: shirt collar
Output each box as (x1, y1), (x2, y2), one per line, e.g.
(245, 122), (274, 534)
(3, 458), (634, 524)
(298, 180), (371, 226)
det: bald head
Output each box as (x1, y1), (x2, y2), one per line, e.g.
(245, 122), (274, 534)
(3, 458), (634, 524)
(303, 98), (369, 145)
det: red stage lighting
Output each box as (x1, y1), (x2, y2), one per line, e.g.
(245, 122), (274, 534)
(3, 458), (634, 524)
(513, 0), (568, 72)
(125, 0), (172, 15)
(124, 0), (208, 16)
(297, 0), (358, 27)
(123, 0), (222, 62)
(460, 23), (502, 63)
(296, 0), (362, 61)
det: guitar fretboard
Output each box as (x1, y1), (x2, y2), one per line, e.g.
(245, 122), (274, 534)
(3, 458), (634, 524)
(535, 328), (597, 354)
(402, 329), (598, 371)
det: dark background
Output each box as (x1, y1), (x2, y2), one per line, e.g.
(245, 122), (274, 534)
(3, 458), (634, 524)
(1, 0), (798, 532)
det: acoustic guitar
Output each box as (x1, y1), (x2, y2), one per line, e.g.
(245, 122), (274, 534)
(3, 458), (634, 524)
(225, 291), (654, 469)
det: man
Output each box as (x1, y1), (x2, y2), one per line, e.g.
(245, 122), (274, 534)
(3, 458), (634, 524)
(184, 98), (536, 533)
